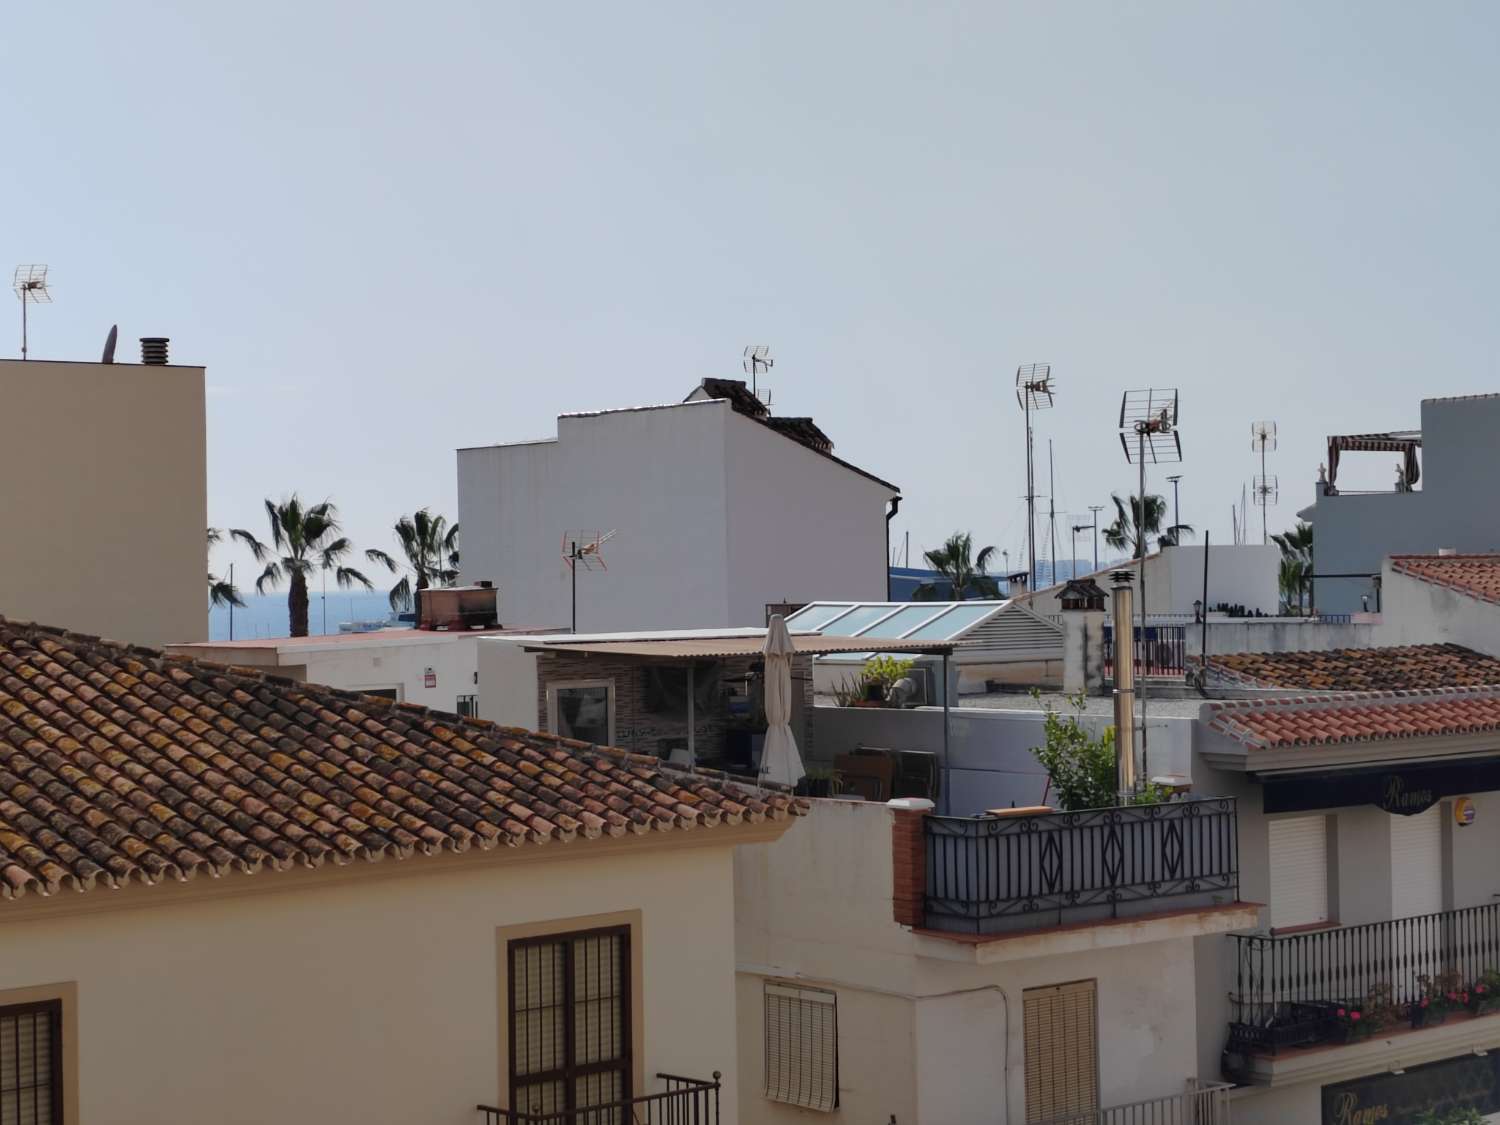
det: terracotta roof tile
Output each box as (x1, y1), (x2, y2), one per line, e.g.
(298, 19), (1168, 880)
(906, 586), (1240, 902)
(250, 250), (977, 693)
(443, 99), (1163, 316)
(1207, 687), (1500, 749)
(0, 619), (803, 901)
(1391, 555), (1500, 606)
(1200, 643), (1500, 691)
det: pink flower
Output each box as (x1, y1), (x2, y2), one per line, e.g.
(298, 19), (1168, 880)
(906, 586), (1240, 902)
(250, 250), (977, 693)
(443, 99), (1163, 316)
(1480, 985), (1489, 994)
(1421, 998), (1430, 1008)
(1337, 1008), (1347, 1017)
(1350, 1011), (1362, 1022)
(1463, 993), (1471, 1003)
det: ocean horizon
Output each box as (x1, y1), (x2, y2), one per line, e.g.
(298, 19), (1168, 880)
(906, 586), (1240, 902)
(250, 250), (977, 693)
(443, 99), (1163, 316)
(207, 590), (399, 642)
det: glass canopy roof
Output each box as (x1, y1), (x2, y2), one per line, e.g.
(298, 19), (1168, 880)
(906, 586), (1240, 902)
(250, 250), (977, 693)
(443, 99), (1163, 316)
(785, 600), (1005, 643)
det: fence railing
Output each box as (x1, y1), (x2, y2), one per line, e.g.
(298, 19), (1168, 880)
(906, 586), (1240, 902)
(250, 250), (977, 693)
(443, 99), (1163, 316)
(1033, 1083), (1233, 1125)
(1228, 903), (1500, 1053)
(479, 1073), (721, 1125)
(1103, 624), (1188, 677)
(923, 798), (1238, 933)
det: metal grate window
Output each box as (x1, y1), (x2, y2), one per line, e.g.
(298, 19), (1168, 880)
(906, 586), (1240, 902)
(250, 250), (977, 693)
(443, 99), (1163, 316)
(509, 927), (630, 1122)
(764, 983), (837, 1111)
(456, 694), (479, 718)
(1023, 980), (1098, 1123)
(0, 1000), (61, 1125)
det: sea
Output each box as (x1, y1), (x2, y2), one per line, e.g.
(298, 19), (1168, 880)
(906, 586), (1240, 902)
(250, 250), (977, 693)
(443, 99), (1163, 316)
(207, 590), (400, 641)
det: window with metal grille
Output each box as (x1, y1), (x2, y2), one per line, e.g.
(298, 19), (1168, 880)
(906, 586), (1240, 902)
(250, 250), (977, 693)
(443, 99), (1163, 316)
(509, 927), (631, 1121)
(764, 983), (837, 1111)
(0, 1000), (61, 1125)
(456, 694), (479, 718)
(1023, 980), (1098, 1123)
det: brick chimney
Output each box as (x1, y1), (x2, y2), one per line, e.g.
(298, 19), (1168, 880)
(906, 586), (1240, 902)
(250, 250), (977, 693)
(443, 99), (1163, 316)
(889, 797), (934, 928)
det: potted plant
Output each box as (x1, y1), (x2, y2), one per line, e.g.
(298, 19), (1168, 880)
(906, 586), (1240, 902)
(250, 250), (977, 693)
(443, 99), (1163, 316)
(797, 767), (844, 799)
(1330, 1003), (1368, 1043)
(1469, 969), (1500, 1016)
(1413, 971), (1466, 1029)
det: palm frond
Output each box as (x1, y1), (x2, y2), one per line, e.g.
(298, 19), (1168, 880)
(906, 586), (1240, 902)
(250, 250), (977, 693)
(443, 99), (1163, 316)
(366, 548), (399, 572)
(265, 499), (288, 552)
(388, 574), (413, 614)
(208, 576), (246, 609)
(253, 562), (284, 595)
(334, 565), (375, 591)
(230, 529), (270, 562)
(974, 544), (996, 573)
(318, 536), (353, 569)
(207, 527), (222, 546)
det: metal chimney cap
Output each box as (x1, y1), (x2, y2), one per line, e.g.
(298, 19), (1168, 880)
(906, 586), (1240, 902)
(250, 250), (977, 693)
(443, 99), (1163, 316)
(139, 337), (170, 365)
(1109, 569), (1136, 586)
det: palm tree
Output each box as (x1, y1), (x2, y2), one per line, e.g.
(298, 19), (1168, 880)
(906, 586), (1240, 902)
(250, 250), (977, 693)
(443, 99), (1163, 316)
(1272, 522), (1314, 614)
(1102, 493), (1192, 557)
(206, 528), (245, 609)
(915, 532), (1001, 600)
(365, 509), (461, 613)
(230, 497), (374, 637)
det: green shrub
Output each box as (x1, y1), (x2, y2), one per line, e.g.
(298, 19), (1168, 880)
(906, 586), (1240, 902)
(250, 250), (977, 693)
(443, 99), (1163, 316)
(1028, 692), (1118, 811)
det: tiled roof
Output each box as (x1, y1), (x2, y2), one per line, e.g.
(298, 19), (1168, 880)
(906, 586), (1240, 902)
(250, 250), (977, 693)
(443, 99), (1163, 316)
(0, 619), (801, 901)
(1391, 555), (1500, 606)
(1207, 688), (1500, 750)
(1200, 643), (1500, 691)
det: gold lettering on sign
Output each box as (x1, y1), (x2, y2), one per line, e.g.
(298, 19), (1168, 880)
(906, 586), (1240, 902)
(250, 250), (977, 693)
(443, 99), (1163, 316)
(1383, 775), (1435, 813)
(1332, 1092), (1390, 1125)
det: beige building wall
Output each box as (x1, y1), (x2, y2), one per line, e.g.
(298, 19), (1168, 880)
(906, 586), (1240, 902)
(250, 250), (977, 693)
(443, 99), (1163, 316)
(736, 800), (1215, 1125)
(0, 358), (205, 646)
(0, 832), (751, 1125)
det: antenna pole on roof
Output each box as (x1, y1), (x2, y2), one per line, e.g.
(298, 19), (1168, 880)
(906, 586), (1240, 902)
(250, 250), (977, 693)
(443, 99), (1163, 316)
(1015, 365), (1055, 591)
(1047, 439), (1058, 589)
(1089, 505), (1103, 572)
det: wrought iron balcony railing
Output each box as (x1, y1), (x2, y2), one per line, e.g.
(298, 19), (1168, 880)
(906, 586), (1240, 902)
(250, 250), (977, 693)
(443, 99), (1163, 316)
(924, 797), (1239, 934)
(1228, 902), (1500, 1054)
(478, 1072), (720, 1125)
(1033, 1082), (1232, 1125)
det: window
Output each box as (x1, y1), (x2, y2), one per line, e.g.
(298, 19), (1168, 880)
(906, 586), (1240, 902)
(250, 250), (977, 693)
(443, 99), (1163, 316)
(764, 983), (838, 1111)
(1023, 980), (1098, 1123)
(547, 682), (614, 746)
(1268, 815), (1330, 929)
(0, 1000), (61, 1125)
(456, 694), (479, 718)
(361, 687), (401, 702)
(509, 927), (631, 1119)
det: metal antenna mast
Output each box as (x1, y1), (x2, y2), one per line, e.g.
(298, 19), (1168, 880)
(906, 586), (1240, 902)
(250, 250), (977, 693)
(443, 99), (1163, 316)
(1047, 439), (1058, 588)
(1118, 388), (1183, 787)
(1165, 475), (1183, 545)
(1251, 422), (1278, 544)
(1015, 364), (1055, 591)
(562, 530), (616, 633)
(13, 265), (51, 360)
(743, 346), (774, 404)
(1088, 505), (1103, 571)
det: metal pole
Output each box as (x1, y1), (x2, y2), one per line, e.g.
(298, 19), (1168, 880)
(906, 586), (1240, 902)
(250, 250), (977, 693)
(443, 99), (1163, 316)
(1090, 506), (1102, 572)
(321, 568), (327, 635)
(570, 546), (578, 633)
(1260, 442), (1269, 544)
(228, 563), (235, 641)
(941, 650), (951, 815)
(1137, 429), (1149, 783)
(20, 298), (27, 360)
(1025, 397), (1035, 588)
(1048, 439), (1058, 588)
(1201, 530), (1210, 671)
(686, 662), (696, 767)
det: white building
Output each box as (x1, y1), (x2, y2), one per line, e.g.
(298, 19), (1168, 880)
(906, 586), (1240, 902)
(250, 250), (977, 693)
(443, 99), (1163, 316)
(1023, 543), (1282, 619)
(1304, 394), (1500, 614)
(457, 379), (899, 633)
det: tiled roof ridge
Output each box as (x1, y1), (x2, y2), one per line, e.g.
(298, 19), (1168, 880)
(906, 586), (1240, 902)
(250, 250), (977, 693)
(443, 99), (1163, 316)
(1390, 556), (1500, 607)
(0, 617), (803, 903)
(1207, 684), (1500, 749)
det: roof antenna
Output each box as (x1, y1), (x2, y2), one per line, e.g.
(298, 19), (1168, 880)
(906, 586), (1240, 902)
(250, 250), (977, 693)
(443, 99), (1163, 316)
(1251, 421), (1278, 544)
(101, 324), (118, 364)
(743, 346), (773, 406)
(1015, 364), (1055, 592)
(13, 265), (51, 360)
(561, 529), (617, 634)
(1117, 386), (1183, 790)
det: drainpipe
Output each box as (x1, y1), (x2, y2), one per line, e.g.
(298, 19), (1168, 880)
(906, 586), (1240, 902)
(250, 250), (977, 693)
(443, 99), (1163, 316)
(886, 496), (902, 600)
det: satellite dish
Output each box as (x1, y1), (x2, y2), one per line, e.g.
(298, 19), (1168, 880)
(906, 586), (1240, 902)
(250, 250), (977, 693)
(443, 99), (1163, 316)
(101, 324), (118, 364)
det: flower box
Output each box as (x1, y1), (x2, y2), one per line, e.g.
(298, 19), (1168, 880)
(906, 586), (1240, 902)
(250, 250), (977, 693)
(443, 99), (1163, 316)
(1410, 1003), (1448, 1029)
(1471, 994), (1500, 1017)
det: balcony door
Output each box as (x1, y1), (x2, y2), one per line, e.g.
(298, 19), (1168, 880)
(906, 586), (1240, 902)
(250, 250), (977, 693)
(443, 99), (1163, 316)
(509, 926), (632, 1120)
(1391, 806), (1444, 919)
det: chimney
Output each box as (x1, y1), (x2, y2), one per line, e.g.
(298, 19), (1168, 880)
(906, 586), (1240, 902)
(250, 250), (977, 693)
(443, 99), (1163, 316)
(1110, 571), (1137, 796)
(1060, 579), (1107, 695)
(139, 337), (170, 365)
(1438, 547), (1457, 557)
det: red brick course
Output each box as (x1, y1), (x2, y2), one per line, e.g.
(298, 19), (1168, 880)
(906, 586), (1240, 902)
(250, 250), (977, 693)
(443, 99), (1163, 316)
(891, 806), (928, 928)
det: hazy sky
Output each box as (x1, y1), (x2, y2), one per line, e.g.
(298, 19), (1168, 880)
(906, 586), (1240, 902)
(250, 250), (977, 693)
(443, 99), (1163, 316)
(5, 2), (1496, 589)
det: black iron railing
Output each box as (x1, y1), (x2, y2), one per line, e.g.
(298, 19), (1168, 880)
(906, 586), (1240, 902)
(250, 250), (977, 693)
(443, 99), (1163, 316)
(1103, 624), (1188, 677)
(1229, 903), (1500, 1053)
(479, 1073), (720, 1125)
(923, 798), (1238, 933)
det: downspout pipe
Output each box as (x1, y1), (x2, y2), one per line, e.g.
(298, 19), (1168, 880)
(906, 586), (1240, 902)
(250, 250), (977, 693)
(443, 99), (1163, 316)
(885, 496), (902, 600)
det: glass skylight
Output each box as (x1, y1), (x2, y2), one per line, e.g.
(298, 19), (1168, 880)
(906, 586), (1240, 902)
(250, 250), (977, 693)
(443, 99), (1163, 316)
(900, 603), (999, 640)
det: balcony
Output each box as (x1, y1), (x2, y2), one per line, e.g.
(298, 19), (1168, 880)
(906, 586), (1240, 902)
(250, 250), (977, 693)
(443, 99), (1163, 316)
(1034, 1083), (1232, 1125)
(922, 797), (1240, 936)
(479, 1073), (720, 1125)
(1226, 904), (1500, 1085)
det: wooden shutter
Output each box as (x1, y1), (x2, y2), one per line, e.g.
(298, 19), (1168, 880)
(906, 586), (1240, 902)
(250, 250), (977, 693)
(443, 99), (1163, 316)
(1023, 980), (1098, 1123)
(1391, 806), (1444, 919)
(0, 1000), (61, 1125)
(1268, 816), (1329, 929)
(764, 983), (838, 1111)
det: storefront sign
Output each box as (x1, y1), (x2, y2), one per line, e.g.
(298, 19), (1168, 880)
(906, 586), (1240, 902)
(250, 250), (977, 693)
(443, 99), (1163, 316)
(1264, 758), (1500, 816)
(1324, 1053), (1500, 1124)
(1456, 796), (1477, 827)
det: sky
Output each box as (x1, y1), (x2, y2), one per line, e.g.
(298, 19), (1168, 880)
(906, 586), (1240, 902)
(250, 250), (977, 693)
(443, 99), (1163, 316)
(4, 2), (1497, 589)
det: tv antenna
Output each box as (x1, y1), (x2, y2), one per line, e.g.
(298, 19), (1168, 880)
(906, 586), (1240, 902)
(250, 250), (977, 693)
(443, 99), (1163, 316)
(561, 529), (616, 634)
(1015, 364), (1055, 590)
(743, 345), (773, 405)
(13, 265), (51, 361)
(1250, 421), (1277, 544)
(1254, 474), (1279, 506)
(1117, 387), (1182, 787)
